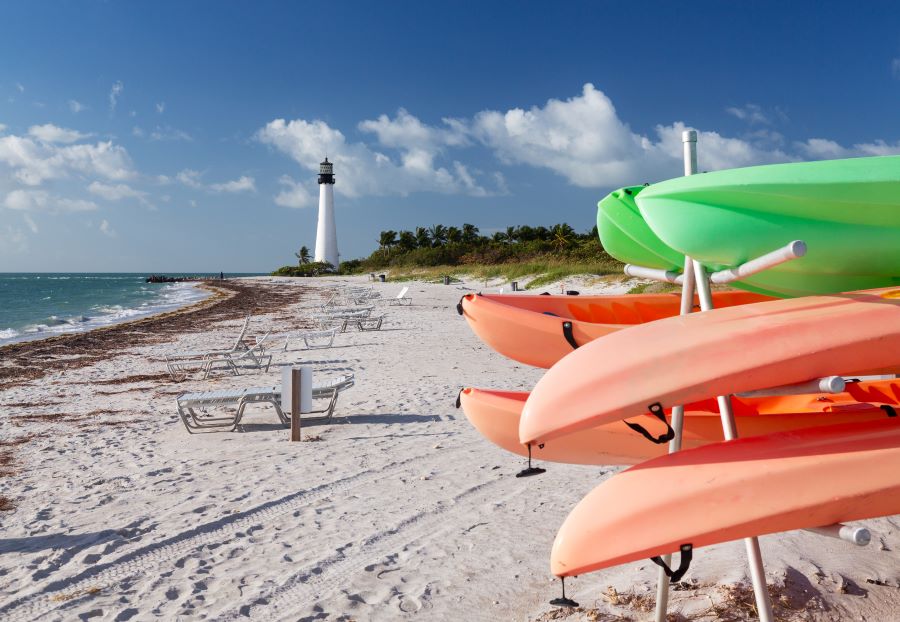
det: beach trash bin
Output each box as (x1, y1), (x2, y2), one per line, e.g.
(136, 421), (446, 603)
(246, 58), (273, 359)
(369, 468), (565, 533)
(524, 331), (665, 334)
(443, 275), (450, 285)
(511, 281), (518, 291)
(379, 274), (386, 282)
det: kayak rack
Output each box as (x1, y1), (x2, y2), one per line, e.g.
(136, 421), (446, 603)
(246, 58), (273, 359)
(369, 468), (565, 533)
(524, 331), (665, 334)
(619, 130), (870, 622)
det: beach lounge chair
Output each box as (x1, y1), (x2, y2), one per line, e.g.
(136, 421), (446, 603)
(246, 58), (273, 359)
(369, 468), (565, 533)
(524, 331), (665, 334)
(166, 332), (273, 380)
(356, 316), (384, 331)
(389, 286), (412, 306)
(176, 373), (355, 432)
(317, 317), (351, 333)
(282, 327), (339, 351)
(163, 315), (252, 364)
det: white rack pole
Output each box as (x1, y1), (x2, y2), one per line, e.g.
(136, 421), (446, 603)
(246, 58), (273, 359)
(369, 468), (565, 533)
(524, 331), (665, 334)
(653, 130), (699, 622)
(737, 376), (845, 398)
(806, 523), (871, 546)
(694, 261), (775, 621)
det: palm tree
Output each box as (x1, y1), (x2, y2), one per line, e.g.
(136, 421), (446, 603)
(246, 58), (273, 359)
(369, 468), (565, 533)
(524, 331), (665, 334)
(294, 245), (311, 265)
(414, 226), (431, 249)
(397, 230), (416, 252)
(517, 225), (536, 242)
(378, 230), (397, 251)
(429, 224), (448, 247)
(446, 226), (462, 245)
(551, 223), (576, 250)
(461, 223), (480, 244)
(492, 231), (508, 243)
(505, 226), (517, 244)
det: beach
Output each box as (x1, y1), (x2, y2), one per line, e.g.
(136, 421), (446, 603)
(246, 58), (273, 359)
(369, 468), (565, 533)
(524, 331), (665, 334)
(1, 276), (898, 621)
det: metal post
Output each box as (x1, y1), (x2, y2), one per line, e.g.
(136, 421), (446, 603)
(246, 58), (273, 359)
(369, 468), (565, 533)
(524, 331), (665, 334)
(290, 368), (302, 441)
(693, 262), (774, 622)
(653, 130), (700, 622)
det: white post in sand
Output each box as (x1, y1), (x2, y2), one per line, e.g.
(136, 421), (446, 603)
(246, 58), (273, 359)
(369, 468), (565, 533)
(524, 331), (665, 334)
(315, 158), (339, 269)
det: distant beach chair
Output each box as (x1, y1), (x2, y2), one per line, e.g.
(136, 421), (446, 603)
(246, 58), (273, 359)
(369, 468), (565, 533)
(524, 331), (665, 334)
(389, 286), (412, 306)
(282, 327), (339, 351)
(166, 332), (273, 380)
(317, 317), (351, 333)
(164, 315), (252, 363)
(176, 373), (355, 432)
(356, 316), (384, 331)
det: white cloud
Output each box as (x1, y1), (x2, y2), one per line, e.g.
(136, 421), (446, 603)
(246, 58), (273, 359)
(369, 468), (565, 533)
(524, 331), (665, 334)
(15, 83), (24, 93)
(99, 219), (116, 237)
(156, 102), (165, 114)
(109, 81), (124, 113)
(88, 181), (152, 206)
(132, 126), (145, 138)
(0, 124), (6, 133)
(893, 58), (900, 79)
(28, 123), (90, 144)
(209, 175), (255, 193)
(68, 100), (86, 113)
(257, 114), (497, 198)
(274, 175), (314, 208)
(3, 189), (97, 212)
(725, 103), (770, 125)
(189, 199), (197, 207)
(796, 137), (900, 159)
(176, 169), (254, 193)
(0, 225), (27, 253)
(149, 125), (191, 142)
(176, 168), (203, 188)
(23, 213), (38, 233)
(0, 133), (134, 185)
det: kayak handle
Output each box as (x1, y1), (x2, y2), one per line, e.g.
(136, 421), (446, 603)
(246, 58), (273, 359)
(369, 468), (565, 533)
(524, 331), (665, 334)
(651, 543), (693, 583)
(623, 402), (675, 444)
(562, 322), (579, 350)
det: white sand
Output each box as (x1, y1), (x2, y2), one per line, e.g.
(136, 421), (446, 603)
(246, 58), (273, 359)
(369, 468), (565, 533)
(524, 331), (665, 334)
(1, 276), (898, 621)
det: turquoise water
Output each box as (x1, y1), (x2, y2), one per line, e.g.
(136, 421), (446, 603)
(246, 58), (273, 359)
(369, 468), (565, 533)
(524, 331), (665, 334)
(0, 273), (258, 346)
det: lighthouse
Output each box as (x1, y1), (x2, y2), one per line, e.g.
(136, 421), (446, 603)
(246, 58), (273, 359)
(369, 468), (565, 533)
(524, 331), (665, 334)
(314, 157), (339, 269)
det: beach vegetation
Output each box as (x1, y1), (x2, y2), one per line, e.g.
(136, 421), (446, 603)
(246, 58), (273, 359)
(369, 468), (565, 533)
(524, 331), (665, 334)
(273, 261), (334, 277)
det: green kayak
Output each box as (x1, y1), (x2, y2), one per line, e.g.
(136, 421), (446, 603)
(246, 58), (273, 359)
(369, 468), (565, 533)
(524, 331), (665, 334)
(633, 156), (900, 297)
(597, 187), (786, 297)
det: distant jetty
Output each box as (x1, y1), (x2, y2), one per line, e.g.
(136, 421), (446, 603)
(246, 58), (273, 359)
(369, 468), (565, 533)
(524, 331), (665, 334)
(146, 275), (192, 283)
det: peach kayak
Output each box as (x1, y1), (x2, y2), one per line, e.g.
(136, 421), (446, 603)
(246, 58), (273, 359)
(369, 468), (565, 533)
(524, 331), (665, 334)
(520, 288), (900, 447)
(551, 417), (900, 578)
(459, 383), (900, 466)
(457, 290), (771, 368)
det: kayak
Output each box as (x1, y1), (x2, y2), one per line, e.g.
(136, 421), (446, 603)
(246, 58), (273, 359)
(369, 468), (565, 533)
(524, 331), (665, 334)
(459, 383), (900, 466)
(520, 288), (900, 447)
(457, 290), (771, 369)
(597, 186), (787, 298)
(635, 156), (900, 297)
(550, 417), (900, 578)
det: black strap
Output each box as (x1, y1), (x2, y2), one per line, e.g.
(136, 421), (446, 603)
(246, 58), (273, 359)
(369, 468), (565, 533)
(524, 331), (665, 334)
(650, 543), (693, 583)
(562, 322), (579, 349)
(881, 405), (897, 418)
(540, 292), (551, 296)
(455, 389), (463, 409)
(456, 296), (465, 315)
(623, 402), (674, 444)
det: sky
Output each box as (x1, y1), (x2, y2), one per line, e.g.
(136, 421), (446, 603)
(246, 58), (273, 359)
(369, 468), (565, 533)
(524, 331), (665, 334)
(0, 0), (898, 272)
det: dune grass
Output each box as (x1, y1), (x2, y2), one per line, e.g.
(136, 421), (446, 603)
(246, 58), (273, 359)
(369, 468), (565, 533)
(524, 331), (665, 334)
(380, 259), (624, 289)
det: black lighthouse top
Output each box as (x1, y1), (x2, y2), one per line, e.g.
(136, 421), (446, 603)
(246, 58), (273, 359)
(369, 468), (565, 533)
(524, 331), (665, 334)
(318, 158), (335, 185)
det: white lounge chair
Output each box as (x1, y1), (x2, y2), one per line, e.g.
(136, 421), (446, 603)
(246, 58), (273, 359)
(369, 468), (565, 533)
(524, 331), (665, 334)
(356, 316), (384, 331)
(166, 332), (273, 380)
(389, 286), (412, 306)
(282, 327), (339, 351)
(176, 373), (355, 432)
(164, 315), (252, 364)
(317, 317), (351, 333)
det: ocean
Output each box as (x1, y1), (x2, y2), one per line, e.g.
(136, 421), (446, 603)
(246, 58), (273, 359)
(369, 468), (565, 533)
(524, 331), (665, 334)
(0, 273), (256, 347)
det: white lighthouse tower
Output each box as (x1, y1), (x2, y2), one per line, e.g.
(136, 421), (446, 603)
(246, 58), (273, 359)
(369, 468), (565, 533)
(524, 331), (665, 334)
(314, 157), (339, 269)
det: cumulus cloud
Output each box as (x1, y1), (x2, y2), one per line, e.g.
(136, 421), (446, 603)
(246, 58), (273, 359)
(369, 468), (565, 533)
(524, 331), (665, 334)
(88, 181), (153, 207)
(4, 189), (97, 212)
(175, 169), (254, 193)
(209, 175), (255, 193)
(99, 219), (116, 237)
(28, 123), (90, 144)
(795, 137), (900, 159)
(109, 81), (124, 113)
(257, 114), (499, 199)
(725, 103), (770, 125)
(0, 133), (134, 185)
(149, 125), (192, 142)
(274, 175), (314, 208)
(68, 100), (86, 113)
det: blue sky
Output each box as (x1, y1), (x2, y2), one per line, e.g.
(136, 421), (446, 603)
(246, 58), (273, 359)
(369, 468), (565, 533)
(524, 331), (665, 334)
(0, 0), (898, 272)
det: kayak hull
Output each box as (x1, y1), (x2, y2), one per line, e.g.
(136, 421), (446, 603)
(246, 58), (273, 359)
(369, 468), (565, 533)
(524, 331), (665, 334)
(459, 290), (771, 369)
(460, 384), (900, 466)
(551, 418), (900, 577)
(635, 156), (900, 297)
(520, 288), (900, 446)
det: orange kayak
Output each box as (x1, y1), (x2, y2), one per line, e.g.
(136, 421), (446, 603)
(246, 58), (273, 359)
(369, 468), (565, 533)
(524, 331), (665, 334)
(457, 291), (772, 368)
(520, 288), (900, 447)
(459, 383), (900, 466)
(551, 417), (900, 578)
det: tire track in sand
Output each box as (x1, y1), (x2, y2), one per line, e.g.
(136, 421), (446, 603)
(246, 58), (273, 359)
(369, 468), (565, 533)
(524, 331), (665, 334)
(0, 448), (442, 621)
